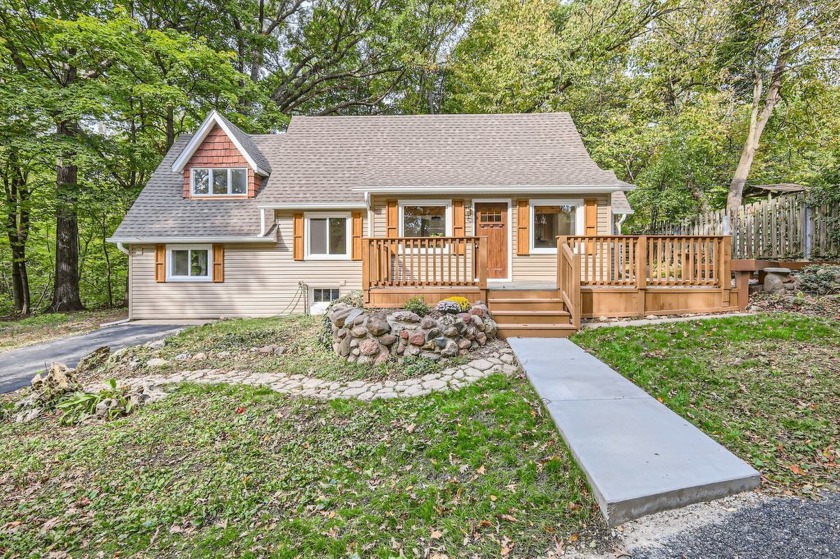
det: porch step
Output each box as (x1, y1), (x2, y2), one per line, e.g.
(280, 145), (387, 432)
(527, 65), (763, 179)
(487, 289), (560, 300)
(496, 324), (577, 338)
(492, 310), (571, 326)
(488, 298), (566, 312)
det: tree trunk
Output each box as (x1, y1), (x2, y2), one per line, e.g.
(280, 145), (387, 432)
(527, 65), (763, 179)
(3, 156), (32, 315)
(51, 121), (84, 312)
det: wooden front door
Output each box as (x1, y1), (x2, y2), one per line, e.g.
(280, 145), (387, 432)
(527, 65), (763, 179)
(475, 202), (509, 279)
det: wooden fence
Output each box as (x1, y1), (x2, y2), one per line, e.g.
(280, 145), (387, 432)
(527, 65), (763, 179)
(650, 192), (839, 260)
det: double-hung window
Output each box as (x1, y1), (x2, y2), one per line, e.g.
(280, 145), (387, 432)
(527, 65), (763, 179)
(167, 245), (212, 281)
(306, 214), (350, 259)
(192, 168), (248, 196)
(530, 199), (583, 253)
(399, 200), (452, 237)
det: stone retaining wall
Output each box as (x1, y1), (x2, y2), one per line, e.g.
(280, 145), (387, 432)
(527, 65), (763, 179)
(328, 304), (498, 364)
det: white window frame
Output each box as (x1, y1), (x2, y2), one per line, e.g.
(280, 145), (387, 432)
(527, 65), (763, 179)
(304, 212), (352, 260)
(529, 199), (584, 254)
(310, 287), (341, 315)
(166, 244), (213, 282)
(191, 167), (249, 197)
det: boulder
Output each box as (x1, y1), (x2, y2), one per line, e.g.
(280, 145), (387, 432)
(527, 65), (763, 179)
(330, 304), (354, 327)
(374, 351), (390, 366)
(476, 332), (487, 346)
(379, 334), (397, 346)
(442, 326), (458, 337)
(390, 311), (421, 323)
(469, 306), (486, 318)
(472, 315), (485, 331)
(350, 325), (368, 338)
(433, 336), (448, 349)
(441, 339), (459, 357)
(405, 344), (421, 356)
(425, 328), (442, 340)
(457, 313), (472, 324)
(764, 268), (792, 295)
(367, 316), (391, 336)
(345, 308), (365, 326)
(337, 337), (352, 357)
(457, 338), (472, 350)
(408, 332), (426, 346)
(359, 338), (380, 356)
(420, 316), (438, 330)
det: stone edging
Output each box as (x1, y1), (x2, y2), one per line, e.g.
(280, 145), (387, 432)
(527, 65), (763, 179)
(86, 348), (518, 401)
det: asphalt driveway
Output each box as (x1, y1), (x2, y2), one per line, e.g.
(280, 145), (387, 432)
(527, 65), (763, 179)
(0, 323), (188, 393)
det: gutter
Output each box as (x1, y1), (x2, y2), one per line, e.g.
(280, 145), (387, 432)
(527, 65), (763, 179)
(353, 185), (635, 194)
(115, 242), (129, 255)
(107, 235), (277, 244)
(256, 202), (368, 210)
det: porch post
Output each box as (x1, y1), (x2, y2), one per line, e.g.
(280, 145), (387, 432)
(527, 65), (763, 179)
(636, 236), (647, 317)
(361, 238), (370, 304)
(477, 237), (488, 291)
(557, 236), (568, 290)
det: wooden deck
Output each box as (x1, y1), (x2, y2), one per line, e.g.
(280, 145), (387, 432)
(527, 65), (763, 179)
(362, 235), (740, 337)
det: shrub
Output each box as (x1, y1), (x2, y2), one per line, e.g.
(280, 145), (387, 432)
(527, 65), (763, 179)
(57, 379), (133, 425)
(440, 296), (471, 312)
(403, 296), (430, 317)
(400, 355), (441, 377)
(797, 265), (840, 295)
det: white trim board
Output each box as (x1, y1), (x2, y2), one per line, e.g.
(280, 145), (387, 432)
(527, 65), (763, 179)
(171, 111), (270, 176)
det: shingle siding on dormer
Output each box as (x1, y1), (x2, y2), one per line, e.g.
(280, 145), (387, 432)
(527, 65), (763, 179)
(181, 125), (261, 198)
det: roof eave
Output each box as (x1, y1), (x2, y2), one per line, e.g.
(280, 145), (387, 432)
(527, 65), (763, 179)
(354, 185), (635, 195)
(107, 235), (277, 244)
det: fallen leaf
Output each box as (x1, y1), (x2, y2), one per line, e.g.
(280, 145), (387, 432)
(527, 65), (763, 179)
(430, 528), (442, 539)
(405, 423), (416, 433)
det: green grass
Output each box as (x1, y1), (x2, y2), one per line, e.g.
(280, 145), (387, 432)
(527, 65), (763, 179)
(0, 309), (128, 352)
(0, 376), (609, 557)
(96, 315), (468, 384)
(573, 314), (840, 493)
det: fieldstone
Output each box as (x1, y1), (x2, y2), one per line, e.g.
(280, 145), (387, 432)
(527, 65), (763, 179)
(351, 348), (360, 356)
(396, 344), (406, 355)
(433, 336), (448, 349)
(329, 304), (354, 327)
(76, 346), (110, 372)
(146, 339), (166, 350)
(441, 339), (458, 357)
(367, 316), (391, 336)
(422, 340), (436, 351)
(408, 332), (426, 346)
(274, 346), (287, 356)
(146, 358), (169, 368)
(471, 359), (493, 371)
(379, 334), (397, 346)
(405, 344), (421, 356)
(442, 326), (458, 337)
(424, 378), (447, 390)
(175, 353), (191, 361)
(350, 338), (359, 348)
(457, 338), (472, 350)
(469, 306), (486, 318)
(345, 308), (365, 326)
(390, 311), (421, 322)
(95, 398), (119, 418)
(336, 328), (348, 339)
(456, 312), (473, 324)
(337, 336), (352, 357)
(373, 351), (390, 366)
(192, 352), (207, 361)
(472, 315), (485, 331)
(359, 338), (380, 356)
(764, 268), (791, 295)
(425, 328), (442, 340)
(350, 325), (368, 338)
(476, 332), (487, 345)
(352, 314), (368, 326)
(420, 316), (437, 329)
(399, 330), (410, 339)
(357, 355), (372, 365)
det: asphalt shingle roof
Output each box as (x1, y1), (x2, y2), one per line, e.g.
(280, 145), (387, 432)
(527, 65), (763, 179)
(113, 112), (633, 240)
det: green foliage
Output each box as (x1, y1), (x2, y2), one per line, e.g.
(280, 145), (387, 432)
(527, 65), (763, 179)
(403, 295), (431, 316)
(574, 314), (840, 492)
(57, 379), (133, 425)
(797, 265), (840, 295)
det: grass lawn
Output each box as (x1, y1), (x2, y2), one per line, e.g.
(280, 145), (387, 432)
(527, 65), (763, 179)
(90, 315), (475, 385)
(0, 309), (128, 352)
(0, 375), (610, 558)
(573, 313), (840, 494)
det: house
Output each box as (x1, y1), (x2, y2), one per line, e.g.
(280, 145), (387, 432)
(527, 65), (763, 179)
(110, 111), (737, 336)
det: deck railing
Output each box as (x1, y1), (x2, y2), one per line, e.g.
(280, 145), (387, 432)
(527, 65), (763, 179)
(556, 241), (582, 328)
(362, 236), (488, 291)
(559, 235), (731, 288)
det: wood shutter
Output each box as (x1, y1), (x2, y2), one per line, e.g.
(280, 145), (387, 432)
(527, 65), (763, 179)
(155, 245), (166, 282)
(212, 244), (224, 282)
(293, 213), (304, 261)
(351, 211), (363, 260)
(386, 199), (398, 238)
(584, 199), (598, 236)
(453, 199), (465, 254)
(516, 199), (530, 255)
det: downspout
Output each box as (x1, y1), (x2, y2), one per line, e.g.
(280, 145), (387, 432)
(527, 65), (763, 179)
(116, 242), (129, 255)
(259, 208), (266, 237)
(616, 214), (628, 235)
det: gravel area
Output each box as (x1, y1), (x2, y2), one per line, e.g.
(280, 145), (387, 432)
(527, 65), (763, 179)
(620, 490), (840, 559)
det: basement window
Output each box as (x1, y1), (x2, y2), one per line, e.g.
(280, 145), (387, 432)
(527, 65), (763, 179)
(310, 288), (341, 314)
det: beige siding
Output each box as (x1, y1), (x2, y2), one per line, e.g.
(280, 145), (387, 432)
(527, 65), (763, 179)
(370, 194), (611, 283)
(128, 212), (364, 319)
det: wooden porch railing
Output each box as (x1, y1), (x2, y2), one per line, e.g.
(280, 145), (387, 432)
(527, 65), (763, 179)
(559, 235), (731, 288)
(362, 236), (488, 293)
(556, 240), (582, 329)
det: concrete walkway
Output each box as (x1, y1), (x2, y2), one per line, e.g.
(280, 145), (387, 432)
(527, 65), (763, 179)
(507, 338), (760, 526)
(0, 323), (188, 394)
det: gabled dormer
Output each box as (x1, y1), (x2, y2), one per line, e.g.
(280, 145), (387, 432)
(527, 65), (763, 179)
(171, 111), (271, 199)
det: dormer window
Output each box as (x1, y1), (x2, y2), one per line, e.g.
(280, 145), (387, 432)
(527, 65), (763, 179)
(191, 168), (248, 196)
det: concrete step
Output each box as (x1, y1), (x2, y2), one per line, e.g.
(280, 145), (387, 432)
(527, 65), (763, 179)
(507, 338), (760, 526)
(496, 324), (577, 338)
(492, 310), (571, 325)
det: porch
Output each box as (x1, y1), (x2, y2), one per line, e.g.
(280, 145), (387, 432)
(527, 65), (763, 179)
(361, 235), (739, 337)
